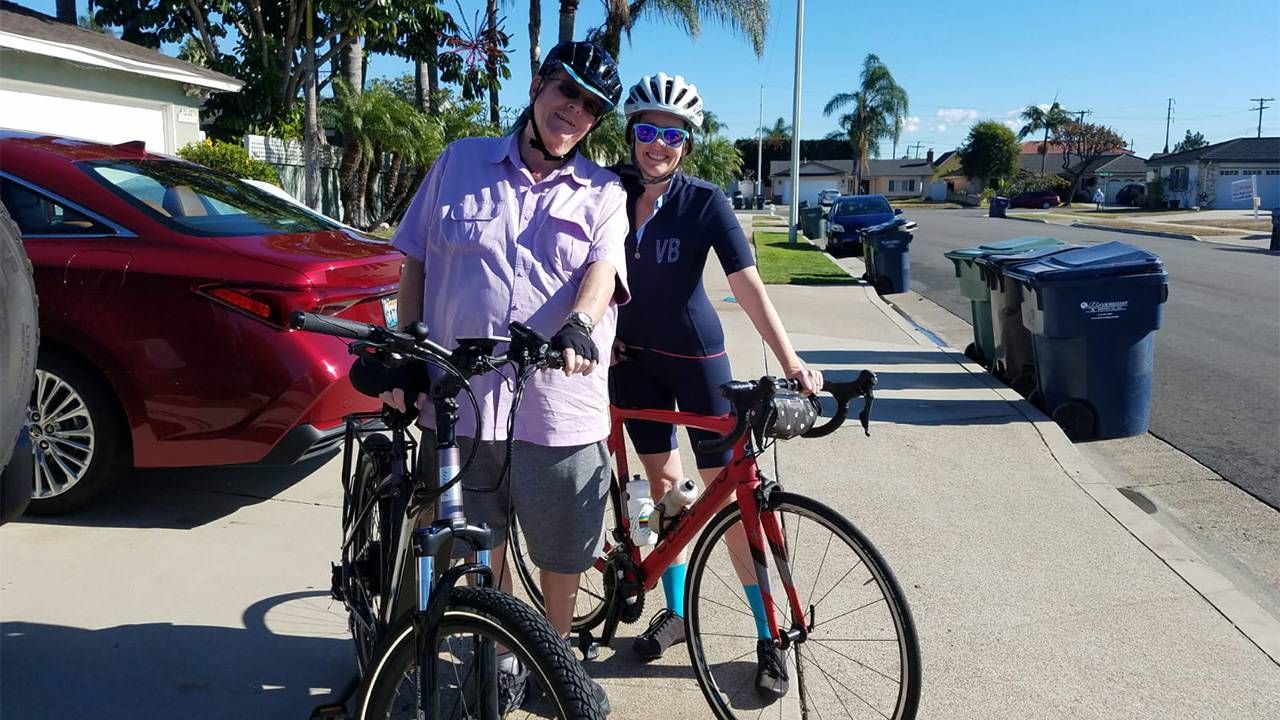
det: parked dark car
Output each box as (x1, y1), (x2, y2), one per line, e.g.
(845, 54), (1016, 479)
(1009, 191), (1061, 209)
(826, 194), (901, 257)
(0, 131), (401, 513)
(1115, 183), (1146, 207)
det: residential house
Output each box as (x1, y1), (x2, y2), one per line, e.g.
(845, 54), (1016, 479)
(0, 2), (241, 153)
(767, 154), (934, 204)
(1146, 137), (1280, 209)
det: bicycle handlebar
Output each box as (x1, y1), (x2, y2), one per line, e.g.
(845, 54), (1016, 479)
(694, 370), (877, 455)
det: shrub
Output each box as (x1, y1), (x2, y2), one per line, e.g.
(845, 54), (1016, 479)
(1007, 172), (1070, 197)
(177, 139), (280, 184)
(1143, 177), (1166, 209)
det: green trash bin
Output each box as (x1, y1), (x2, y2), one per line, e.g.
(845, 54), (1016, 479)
(975, 243), (1077, 390)
(799, 207), (825, 239)
(944, 236), (1065, 364)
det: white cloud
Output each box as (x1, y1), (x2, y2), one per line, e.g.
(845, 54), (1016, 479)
(1003, 119), (1022, 131)
(1037, 103), (1051, 112)
(935, 123), (947, 132)
(1005, 108), (1023, 117)
(936, 108), (979, 124)
(903, 116), (921, 133)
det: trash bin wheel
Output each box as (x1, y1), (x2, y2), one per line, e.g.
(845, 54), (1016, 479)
(1009, 372), (1037, 398)
(874, 276), (895, 296)
(963, 343), (983, 364)
(1052, 400), (1096, 442)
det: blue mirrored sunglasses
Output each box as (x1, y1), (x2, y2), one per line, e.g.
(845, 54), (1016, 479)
(633, 123), (690, 148)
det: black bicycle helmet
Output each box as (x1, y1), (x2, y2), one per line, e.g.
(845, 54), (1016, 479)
(537, 40), (623, 112)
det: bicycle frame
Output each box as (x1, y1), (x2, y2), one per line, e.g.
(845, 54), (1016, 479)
(606, 405), (807, 646)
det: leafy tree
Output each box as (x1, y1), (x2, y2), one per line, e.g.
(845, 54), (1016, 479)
(684, 134), (743, 188)
(1172, 129), (1209, 153)
(1017, 101), (1071, 173)
(823, 54), (909, 188)
(590, 0), (769, 61)
(759, 117), (791, 151)
(959, 120), (1020, 190)
(1053, 121), (1125, 205)
(579, 110), (629, 166)
(1007, 171), (1069, 197)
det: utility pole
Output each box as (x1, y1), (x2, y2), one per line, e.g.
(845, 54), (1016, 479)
(1163, 98), (1174, 154)
(787, 0), (804, 245)
(1072, 109), (1093, 125)
(906, 141), (924, 159)
(756, 84), (764, 204)
(1249, 97), (1274, 138)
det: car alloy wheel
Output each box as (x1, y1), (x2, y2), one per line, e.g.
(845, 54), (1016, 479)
(27, 368), (96, 499)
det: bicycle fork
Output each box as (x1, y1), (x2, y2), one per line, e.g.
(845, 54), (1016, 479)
(736, 479), (808, 649)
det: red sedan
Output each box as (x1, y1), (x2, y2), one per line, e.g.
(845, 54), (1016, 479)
(0, 132), (400, 513)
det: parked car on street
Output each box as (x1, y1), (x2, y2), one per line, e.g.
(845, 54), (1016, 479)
(0, 131), (402, 513)
(1009, 191), (1061, 209)
(1115, 183), (1146, 207)
(825, 194), (901, 257)
(818, 188), (841, 206)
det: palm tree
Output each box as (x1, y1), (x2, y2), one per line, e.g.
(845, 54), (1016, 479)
(823, 54), (909, 191)
(528, 0), (542, 77)
(559, 0), (580, 41)
(592, 1), (769, 61)
(759, 117), (791, 151)
(700, 109), (726, 136)
(1017, 101), (1071, 173)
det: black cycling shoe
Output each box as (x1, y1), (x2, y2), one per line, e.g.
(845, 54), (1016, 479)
(632, 608), (686, 659)
(497, 653), (528, 713)
(755, 639), (790, 701)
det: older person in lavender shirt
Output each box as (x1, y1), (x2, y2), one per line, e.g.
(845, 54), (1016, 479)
(385, 41), (625, 710)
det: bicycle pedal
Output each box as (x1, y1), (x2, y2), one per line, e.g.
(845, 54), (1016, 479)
(576, 631), (601, 661)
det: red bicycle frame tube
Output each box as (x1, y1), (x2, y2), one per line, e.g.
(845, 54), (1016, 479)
(607, 404), (794, 642)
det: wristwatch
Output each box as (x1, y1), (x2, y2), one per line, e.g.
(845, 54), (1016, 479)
(565, 311), (595, 334)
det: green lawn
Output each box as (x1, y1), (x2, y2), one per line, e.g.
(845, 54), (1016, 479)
(752, 231), (858, 285)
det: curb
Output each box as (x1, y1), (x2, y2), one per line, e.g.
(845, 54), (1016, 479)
(791, 223), (1280, 665)
(1006, 214), (1051, 224)
(1068, 221), (1202, 242)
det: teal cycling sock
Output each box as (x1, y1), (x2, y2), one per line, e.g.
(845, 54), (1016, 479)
(662, 563), (688, 617)
(742, 584), (772, 639)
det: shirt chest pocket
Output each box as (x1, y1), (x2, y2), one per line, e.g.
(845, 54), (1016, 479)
(440, 199), (504, 250)
(537, 209), (592, 279)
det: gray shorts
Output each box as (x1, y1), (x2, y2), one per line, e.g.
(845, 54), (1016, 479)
(417, 430), (610, 574)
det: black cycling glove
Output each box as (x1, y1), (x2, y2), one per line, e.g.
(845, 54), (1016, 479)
(551, 323), (599, 364)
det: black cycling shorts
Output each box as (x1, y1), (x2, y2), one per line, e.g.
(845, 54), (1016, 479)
(609, 348), (734, 469)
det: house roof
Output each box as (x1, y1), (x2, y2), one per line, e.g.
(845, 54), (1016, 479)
(1091, 153), (1148, 175)
(1019, 140), (1071, 155)
(769, 157), (936, 178)
(0, 2), (242, 92)
(866, 158), (933, 176)
(1145, 137), (1280, 166)
(769, 159), (849, 178)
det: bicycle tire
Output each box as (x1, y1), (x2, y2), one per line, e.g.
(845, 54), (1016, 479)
(685, 491), (921, 720)
(357, 585), (604, 720)
(1, 203), (37, 473)
(344, 432), (408, 673)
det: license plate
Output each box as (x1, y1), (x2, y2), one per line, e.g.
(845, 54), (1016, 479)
(381, 297), (398, 328)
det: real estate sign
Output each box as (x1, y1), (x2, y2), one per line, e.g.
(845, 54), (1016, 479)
(1230, 177), (1255, 203)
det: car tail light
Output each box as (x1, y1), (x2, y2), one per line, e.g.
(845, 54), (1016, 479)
(195, 285), (374, 328)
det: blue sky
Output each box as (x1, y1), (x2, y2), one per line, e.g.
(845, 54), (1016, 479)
(25, 1), (1280, 157)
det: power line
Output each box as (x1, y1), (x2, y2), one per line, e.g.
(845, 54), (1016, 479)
(1249, 97), (1274, 138)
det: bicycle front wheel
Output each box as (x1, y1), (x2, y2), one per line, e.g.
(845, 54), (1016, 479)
(357, 586), (604, 720)
(685, 492), (921, 720)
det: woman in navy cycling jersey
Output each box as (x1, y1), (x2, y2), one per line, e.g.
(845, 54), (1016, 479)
(609, 73), (822, 699)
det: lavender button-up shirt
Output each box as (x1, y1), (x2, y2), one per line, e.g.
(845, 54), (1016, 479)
(391, 134), (630, 446)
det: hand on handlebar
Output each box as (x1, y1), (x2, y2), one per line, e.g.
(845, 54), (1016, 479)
(552, 324), (599, 377)
(784, 364), (824, 396)
(378, 388), (425, 414)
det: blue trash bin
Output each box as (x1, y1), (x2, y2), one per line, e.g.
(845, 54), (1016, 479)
(1005, 241), (1169, 441)
(975, 242), (1079, 388)
(862, 218), (915, 294)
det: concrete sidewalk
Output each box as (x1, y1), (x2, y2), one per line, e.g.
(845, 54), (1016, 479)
(612, 216), (1278, 718)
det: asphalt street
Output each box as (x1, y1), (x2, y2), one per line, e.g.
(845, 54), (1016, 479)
(897, 210), (1280, 508)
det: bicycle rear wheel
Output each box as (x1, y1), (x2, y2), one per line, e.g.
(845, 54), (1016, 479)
(343, 431), (409, 673)
(357, 586), (604, 720)
(685, 492), (921, 720)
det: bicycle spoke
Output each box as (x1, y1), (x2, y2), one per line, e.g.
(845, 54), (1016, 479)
(810, 561), (865, 613)
(804, 534), (835, 611)
(811, 655), (863, 720)
(706, 562), (755, 615)
(808, 637), (901, 686)
(701, 594), (758, 620)
(801, 652), (892, 720)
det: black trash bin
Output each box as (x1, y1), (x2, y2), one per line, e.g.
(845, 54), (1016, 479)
(975, 243), (1080, 393)
(989, 196), (1009, 218)
(1005, 242), (1169, 441)
(732, 194), (744, 210)
(756, 196), (765, 210)
(860, 218), (915, 295)
(1270, 207), (1279, 252)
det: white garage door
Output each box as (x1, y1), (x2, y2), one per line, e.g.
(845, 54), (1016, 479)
(0, 88), (168, 152)
(795, 176), (837, 206)
(1214, 172), (1280, 209)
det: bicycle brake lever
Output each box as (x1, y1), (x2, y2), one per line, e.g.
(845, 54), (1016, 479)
(858, 392), (873, 436)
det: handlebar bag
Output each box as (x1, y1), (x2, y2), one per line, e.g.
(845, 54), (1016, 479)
(759, 391), (820, 440)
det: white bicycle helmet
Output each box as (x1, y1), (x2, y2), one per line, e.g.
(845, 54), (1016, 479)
(623, 73), (704, 130)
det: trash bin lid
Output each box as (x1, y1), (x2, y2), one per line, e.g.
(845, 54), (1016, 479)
(1005, 241), (1164, 283)
(944, 236), (1062, 262)
(975, 243), (1081, 271)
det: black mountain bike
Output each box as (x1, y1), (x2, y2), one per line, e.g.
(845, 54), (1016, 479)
(293, 311), (604, 720)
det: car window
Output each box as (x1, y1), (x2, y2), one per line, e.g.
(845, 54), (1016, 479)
(0, 178), (114, 236)
(832, 197), (891, 215)
(82, 160), (340, 237)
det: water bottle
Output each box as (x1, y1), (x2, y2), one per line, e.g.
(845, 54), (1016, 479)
(625, 476), (657, 546)
(648, 478), (699, 535)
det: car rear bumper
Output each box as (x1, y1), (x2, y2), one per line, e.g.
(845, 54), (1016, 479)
(254, 421), (346, 465)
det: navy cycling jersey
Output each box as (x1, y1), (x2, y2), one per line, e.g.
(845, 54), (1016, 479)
(613, 171), (755, 356)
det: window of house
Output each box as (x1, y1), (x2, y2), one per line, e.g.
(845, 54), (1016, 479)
(1167, 166), (1189, 191)
(888, 180), (897, 192)
(0, 177), (115, 236)
(1241, 169), (1262, 176)
(1266, 170), (1280, 176)
(907, 179), (917, 192)
(1219, 170), (1239, 175)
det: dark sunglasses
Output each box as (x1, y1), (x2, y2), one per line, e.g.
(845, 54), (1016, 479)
(633, 123), (690, 149)
(549, 79), (605, 118)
